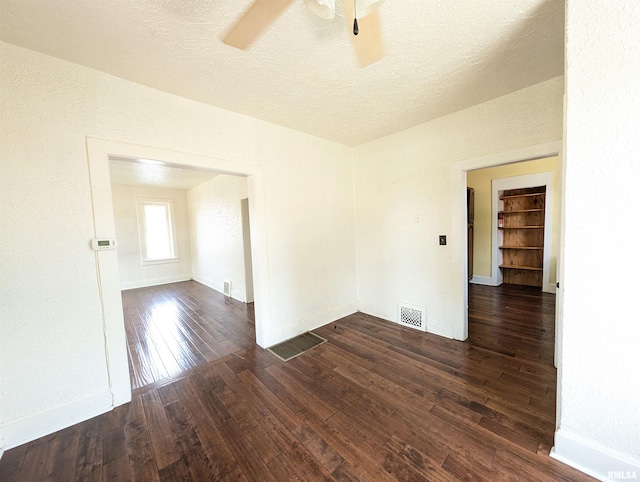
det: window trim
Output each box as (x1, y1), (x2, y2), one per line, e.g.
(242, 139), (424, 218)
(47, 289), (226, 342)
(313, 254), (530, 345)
(135, 197), (179, 266)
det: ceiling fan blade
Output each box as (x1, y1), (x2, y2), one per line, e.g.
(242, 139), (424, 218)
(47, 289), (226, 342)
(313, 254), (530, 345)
(344, 0), (384, 67)
(223, 0), (295, 50)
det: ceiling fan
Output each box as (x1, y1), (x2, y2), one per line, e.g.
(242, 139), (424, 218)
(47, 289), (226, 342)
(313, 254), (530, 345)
(223, 0), (385, 67)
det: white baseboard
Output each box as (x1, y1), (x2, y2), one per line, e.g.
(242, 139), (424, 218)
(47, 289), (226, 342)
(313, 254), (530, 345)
(551, 429), (640, 481)
(469, 275), (498, 286)
(121, 275), (192, 290)
(356, 302), (390, 324)
(231, 288), (246, 302)
(192, 274), (246, 303)
(357, 303), (454, 339)
(426, 319), (454, 338)
(301, 302), (358, 335)
(265, 302), (358, 348)
(0, 389), (113, 452)
(192, 273), (218, 292)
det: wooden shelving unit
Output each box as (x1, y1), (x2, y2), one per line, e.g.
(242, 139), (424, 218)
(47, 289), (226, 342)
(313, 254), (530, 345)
(498, 187), (546, 288)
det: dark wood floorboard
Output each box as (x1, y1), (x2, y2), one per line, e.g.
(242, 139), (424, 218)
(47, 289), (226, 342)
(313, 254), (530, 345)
(122, 281), (256, 390)
(0, 283), (595, 481)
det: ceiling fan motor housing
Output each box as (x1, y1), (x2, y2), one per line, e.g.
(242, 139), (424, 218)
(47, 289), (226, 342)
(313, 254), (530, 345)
(304, 0), (385, 20)
(303, 0), (335, 19)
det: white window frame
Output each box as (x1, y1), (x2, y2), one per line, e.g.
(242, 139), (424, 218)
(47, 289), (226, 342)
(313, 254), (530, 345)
(136, 197), (179, 266)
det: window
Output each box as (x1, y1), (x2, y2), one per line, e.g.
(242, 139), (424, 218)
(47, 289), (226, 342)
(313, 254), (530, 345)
(136, 198), (178, 265)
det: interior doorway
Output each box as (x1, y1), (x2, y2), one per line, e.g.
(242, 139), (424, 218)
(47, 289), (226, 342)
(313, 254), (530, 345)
(87, 137), (271, 407)
(468, 166), (557, 293)
(453, 144), (563, 451)
(450, 141), (563, 342)
(465, 156), (559, 357)
(466, 156), (560, 352)
(106, 157), (258, 390)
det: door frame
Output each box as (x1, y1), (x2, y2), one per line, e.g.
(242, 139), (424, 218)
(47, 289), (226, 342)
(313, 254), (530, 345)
(86, 137), (271, 407)
(240, 198), (255, 303)
(451, 140), (562, 341)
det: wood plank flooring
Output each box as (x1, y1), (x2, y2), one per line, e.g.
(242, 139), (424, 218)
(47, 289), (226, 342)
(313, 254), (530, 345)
(123, 282), (256, 390)
(0, 282), (595, 481)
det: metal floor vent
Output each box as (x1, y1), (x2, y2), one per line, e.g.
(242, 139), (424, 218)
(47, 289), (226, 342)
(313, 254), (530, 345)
(398, 303), (427, 331)
(268, 332), (326, 362)
(223, 281), (231, 297)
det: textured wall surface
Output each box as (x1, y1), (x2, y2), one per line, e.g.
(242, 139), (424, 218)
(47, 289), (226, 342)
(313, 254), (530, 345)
(189, 175), (248, 301)
(111, 185), (193, 290)
(559, 0), (640, 466)
(353, 77), (564, 337)
(0, 53), (111, 430)
(0, 40), (356, 439)
(466, 156), (559, 284)
(255, 122), (359, 341)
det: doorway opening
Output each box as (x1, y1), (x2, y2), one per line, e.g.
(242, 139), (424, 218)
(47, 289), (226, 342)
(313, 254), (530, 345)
(451, 142), (564, 457)
(451, 142), (564, 447)
(87, 137), (271, 407)
(466, 158), (559, 366)
(468, 167), (557, 293)
(450, 141), (563, 342)
(107, 156), (257, 390)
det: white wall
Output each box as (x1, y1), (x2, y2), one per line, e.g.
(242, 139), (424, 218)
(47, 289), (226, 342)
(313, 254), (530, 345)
(112, 184), (192, 290)
(551, 1), (640, 478)
(4, 12), (639, 477)
(0, 41), (356, 451)
(353, 77), (564, 338)
(257, 123), (359, 341)
(188, 174), (248, 301)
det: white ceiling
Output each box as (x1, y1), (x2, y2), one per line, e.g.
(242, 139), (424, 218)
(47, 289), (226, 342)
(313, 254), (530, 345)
(109, 158), (220, 190)
(0, 0), (564, 147)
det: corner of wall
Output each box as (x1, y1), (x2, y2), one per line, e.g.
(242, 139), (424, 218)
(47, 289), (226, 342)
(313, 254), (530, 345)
(426, 319), (454, 339)
(265, 302), (358, 348)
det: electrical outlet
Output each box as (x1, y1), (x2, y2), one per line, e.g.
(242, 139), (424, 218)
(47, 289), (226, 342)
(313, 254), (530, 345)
(439, 235), (447, 245)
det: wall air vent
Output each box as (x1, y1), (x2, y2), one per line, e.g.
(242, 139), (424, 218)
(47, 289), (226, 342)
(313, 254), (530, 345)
(223, 281), (231, 297)
(398, 303), (427, 332)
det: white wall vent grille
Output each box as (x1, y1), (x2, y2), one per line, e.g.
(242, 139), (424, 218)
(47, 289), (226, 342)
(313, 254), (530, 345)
(398, 303), (426, 332)
(223, 281), (231, 297)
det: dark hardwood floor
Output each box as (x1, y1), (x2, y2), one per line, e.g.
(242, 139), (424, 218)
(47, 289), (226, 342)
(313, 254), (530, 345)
(0, 282), (595, 481)
(122, 282), (256, 390)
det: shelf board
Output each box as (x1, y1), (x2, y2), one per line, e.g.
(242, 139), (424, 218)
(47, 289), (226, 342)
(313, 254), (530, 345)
(499, 226), (544, 229)
(499, 265), (543, 271)
(500, 193), (546, 200)
(499, 246), (543, 250)
(502, 209), (545, 213)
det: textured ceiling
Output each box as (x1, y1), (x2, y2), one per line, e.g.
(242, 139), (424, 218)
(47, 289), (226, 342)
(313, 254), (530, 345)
(109, 158), (219, 190)
(0, 0), (564, 146)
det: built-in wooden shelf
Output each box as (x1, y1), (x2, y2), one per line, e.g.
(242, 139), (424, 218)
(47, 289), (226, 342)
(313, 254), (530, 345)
(500, 193), (546, 200)
(499, 226), (544, 229)
(502, 209), (545, 213)
(499, 264), (543, 271)
(498, 187), (546, 288)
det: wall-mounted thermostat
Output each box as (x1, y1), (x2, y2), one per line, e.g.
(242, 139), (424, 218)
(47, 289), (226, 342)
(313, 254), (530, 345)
(92, 238), (117, 250)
